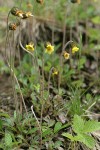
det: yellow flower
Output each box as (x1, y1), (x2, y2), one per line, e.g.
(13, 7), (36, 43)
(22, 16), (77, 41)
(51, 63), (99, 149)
(22, 12), (33, 19)
(26, 43), (34, 51)
(63, 51), (70, 59)
(25, 12), (33, 17)
(45, 43), (54, 54)
(72, 46), (79, 54)
(52, 68), (58, 76)
(16, 10), (23, 18)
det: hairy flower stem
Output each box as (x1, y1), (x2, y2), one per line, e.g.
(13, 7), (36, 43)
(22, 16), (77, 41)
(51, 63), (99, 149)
(39, 55), (45, 149)
(19, 40), (41, 83)
(4, 56), (28, 116)
(58, 40), (73, 93)
(31, 105), (42, 149)
(5, 10), (26, 115)
(6, 9), (19, 113)
(47, 67), (54, 97)
(12, 31), (18, 113)
(5, 10), (11, 58)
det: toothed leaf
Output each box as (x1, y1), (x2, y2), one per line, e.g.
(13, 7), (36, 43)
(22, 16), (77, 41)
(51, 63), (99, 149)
(72, 115), (85, 134)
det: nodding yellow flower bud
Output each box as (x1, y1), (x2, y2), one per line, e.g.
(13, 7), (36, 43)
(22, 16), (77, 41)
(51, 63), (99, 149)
(70, 0), (81, 4)
(45, 42), (54, 54)
(63, 51), (70, 60)
(22, 12), (33, 19)
(10, 7), (19, 16)
(26, 43), (34, 51)
(72, 46), (79, 54)
(16, 10), (23, 18)
(10, 7), (24, 18)
(9, 23), (17, 30)
(52, 68), (58, 76)
(36, 0), (44, 4)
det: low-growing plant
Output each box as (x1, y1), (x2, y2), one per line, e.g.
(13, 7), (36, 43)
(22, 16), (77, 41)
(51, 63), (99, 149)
(0, 0), (100, 149)
(62, 114), (100, 149)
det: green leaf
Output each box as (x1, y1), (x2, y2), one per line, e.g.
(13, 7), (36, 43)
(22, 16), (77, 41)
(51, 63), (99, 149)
(83, 120), (100, 133)
(48, 120), (55, 127)
(86, 93), (92, 101)
(16, 135), (24, 141)
(54, 141), (62, 148)
(77, 134), (95, 149)
(62, 133), (83, 142)
(78, 57), (86, 69)
(62, 133), (75, 141)
(73, 134), (82, 142)
(54, 122), (62, 133)
(0, 144), (3, 149)
(70, 99), (83, 115)
(0, 119), (3, 130)
(27, 128), (38, 134)
(42, 128), (53, 137)
(62, 132), (95, 148)
(87, 28), (100, 40)
(72, 115), (85, 134)
(0, 113), (10, 118)
(91, 16), (100, 24)
(5, 132), (12, 147)
(60, 123), (70, 130)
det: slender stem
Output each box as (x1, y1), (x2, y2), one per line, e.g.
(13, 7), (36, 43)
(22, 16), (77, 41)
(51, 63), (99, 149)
(4, 9), (27, 115)
(6, 59), (28, 116)
(39, 54), (45, 148)
(5, 10), (11, 58)
(58, 40), (73, 93)
(18, 22), (23, 114)
(62, 40), (73, 52)
(40, 55), (44, 123)
(20, 39), (42, 148)
(47, 67), (54, 94)
(19, 40), (41, 81)
(19, 40), (35, 57)
(12, 31), (18, 113)
(34, 47), (41, 83)
(31, 105), (41, 131)
(60, 11), (67, 91)
(31, 105), (42, 149)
